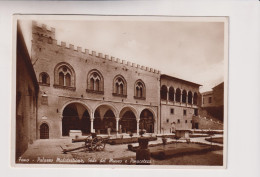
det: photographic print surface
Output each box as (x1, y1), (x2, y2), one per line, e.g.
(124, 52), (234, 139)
(13, 15), (228, 168)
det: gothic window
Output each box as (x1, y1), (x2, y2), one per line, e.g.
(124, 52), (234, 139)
(134, 80), (146, 99)
(113, 75), (127, 97)
(39, 72), (50, 85)
(160, 85), (167, 100)
(182, 90), (187, 103)
(87, 69), (104, 94)
(169, 87), (174, 101)
(58, 66), (71, 86)
(176, 88), (181, 102)
(54, 62), (76, 90)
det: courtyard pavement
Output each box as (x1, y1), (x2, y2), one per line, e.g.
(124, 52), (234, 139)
(17, 134), (223, 164)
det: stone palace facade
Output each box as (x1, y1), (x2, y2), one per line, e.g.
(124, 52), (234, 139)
(30, 22), (200, 139)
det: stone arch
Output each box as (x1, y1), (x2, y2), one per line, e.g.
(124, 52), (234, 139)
(119, 106), (138, 133)
(188, 91), (193, 104)
(182, 89), (187, 103)
(60, 100), (92, 118)
(93, 103), (119, 134)
(119, 105), (138, 119)
(139, 108), (156, 133)
(61, 102), (92, 136)
(193, 92), (198, 105)
(93, 103), (119, 118)
(54, 62), (76, 88)
(160, 85), (168, 100)
(176, 88), (181, 102)
(169, 86), (175, 101)
(39, 72), (50, 85)
(39, 122), (50, 139)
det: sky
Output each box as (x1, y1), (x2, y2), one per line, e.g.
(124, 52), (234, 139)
(19, 17), (225, 92)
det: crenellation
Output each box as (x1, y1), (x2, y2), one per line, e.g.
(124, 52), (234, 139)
(84, 49), (89, 54)
(33, 22), (160, 75)
(77, 47), (82, 52)
(69, 44), (74, 50)
(53, 39), (57, 45)
(61, 41), (66, 47)
(98, 53), (103, 58)
(111, 56), (116, 61)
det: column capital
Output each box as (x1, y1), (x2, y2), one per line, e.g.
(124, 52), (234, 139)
(116, 117), (120, 121)
(90, 117), (94, 121)
(136, 118), (140, 122)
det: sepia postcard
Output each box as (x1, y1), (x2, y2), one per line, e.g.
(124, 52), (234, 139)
(12, 15), (228, 168)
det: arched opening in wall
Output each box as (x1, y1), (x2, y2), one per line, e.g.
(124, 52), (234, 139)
(140, 109), (154, 133)
(169, 87), (174, 101)
(113, 75), (127, 96)
(40, 123), (49, 139)
(39, 72), (50, 85)
(87, 70), (104, 93)
(62, 103), (90, 136)
(54, 62), (76, 89)
(134, 80), (146, 99)
(182, 90), (187, 103)
(94, 105), (116, 134)
(188, 91), (193, 104)
(160, 85), (167, 100)
(176, 88), (181, 102)
(119, 107), (137, 133)
(193, 92), (198, 105)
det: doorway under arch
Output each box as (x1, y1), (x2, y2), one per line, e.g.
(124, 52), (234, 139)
(40, 123), (49, 139)
(120, 110), (137, 133)
(62, 103), (90, 136)
(94, 105), (116, 134)
(140, 109), (154, 133)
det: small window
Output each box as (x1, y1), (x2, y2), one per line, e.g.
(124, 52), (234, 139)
(194, 109), (198, 116)
(166, 119), (169, 123)
(170, 108), (174, 114)
(185, 120), (188, 123)
(39, 72), (50, 85)
(209, 97), (212, 103)
(177, 119), (180, 123)
(190, 120), (193, 123)
(183, 110), (187, 116)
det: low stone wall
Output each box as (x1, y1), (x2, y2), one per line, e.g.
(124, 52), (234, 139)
(192, 116), (223, 130)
